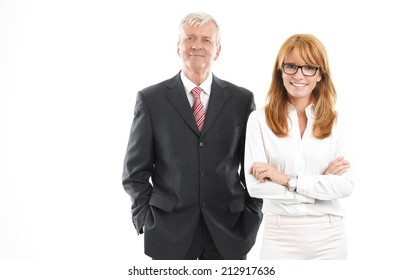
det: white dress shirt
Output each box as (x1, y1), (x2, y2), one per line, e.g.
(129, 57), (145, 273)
(180, 71), (212, 112)
(244, 104), (355, 217)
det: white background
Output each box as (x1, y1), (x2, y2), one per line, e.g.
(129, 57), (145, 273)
(1, 0), (401, 278)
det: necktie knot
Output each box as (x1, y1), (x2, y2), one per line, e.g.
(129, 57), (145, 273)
(191, 87), (202, 98)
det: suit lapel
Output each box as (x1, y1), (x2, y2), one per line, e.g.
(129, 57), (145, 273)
(164, 73), (200, 135)
(164, 73), (229, 136)
(201, 76), (229, 135)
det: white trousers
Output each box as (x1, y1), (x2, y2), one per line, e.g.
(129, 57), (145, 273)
(260, 215), (347, 260)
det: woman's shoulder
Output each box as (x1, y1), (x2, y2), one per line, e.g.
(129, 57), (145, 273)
(334, 110), (349, 124)
(252, 106), (266, 116)
(333, 110), (352, 133)
(249, 107), (266, 122)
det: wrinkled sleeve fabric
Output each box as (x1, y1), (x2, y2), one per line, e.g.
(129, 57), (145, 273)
(122, 91), (153, 234)
(296, 114), (355, 200)
(239, 94), (264, 215)
(244, 111), (315, 204)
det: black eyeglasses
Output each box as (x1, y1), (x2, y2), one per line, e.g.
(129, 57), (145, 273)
(282, 63), (320, 77)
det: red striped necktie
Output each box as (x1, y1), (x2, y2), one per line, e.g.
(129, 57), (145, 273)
(191, 87), (205, 131)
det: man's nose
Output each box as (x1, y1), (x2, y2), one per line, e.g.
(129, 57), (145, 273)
(191, 40), (202, 49)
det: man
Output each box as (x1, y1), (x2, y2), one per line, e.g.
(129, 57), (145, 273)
(122, 12), (262, 260)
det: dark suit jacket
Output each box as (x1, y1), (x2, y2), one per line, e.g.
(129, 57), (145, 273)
(122, 72), (263, 259)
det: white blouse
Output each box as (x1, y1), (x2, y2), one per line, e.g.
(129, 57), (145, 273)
(244, 104), (355, 216)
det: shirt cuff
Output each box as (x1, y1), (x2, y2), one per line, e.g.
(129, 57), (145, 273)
(296, 174), (315, 197)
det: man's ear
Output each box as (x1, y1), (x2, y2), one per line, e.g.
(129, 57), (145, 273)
(214, 45), (221, 61)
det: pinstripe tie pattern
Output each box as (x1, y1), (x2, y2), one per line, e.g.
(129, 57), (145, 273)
(191, 87), (205, 131)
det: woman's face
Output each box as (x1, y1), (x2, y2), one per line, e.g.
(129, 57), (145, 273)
(281, 50), (322, 104)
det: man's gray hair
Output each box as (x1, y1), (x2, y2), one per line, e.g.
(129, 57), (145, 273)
(178, 12), (221, 45)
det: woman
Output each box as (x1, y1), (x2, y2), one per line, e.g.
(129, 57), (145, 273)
(244, 34), (355, 260)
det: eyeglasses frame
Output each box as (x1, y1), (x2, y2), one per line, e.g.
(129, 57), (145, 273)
(281, 63), (320, 77)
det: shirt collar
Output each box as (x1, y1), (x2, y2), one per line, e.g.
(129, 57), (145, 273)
(305, 103), (315, 118)
(180, 71), (212, 96)
(288, 103), (315, 119)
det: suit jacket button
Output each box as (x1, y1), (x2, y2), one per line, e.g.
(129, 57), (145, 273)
(201, 201), (207, 207)
(199, 142), (205, 147)
(200, 172), (206, 177)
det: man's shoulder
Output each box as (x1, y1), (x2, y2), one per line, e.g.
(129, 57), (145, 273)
(213, 76), (253, 96)
(139, 73), (181, 96)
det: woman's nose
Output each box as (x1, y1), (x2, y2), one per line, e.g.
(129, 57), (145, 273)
(294, 68), (304, 79)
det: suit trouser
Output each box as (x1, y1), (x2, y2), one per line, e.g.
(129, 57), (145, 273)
(183, 215), (246, 260)
(260, 215), (347, 260)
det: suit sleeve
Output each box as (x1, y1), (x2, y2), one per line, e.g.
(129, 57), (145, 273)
(240, 93), (263, 213)
(122, 91), (153, 234)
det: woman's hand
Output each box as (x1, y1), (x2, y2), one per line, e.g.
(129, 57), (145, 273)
(250, 162), (289, 186)
(324, 156), (350, 176)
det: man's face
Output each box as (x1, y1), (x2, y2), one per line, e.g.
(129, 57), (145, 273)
(177, 21), (221, 76)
